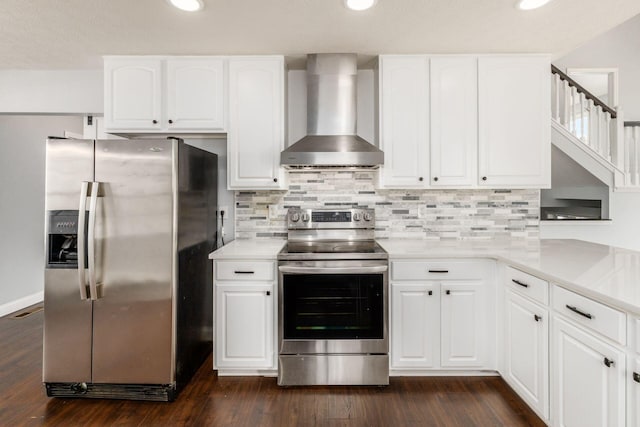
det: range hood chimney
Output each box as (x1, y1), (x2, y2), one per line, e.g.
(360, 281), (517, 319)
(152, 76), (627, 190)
(281, 53), (384, 168)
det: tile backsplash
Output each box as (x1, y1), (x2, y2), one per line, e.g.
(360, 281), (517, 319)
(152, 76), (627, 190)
(235, 171), (540, 240)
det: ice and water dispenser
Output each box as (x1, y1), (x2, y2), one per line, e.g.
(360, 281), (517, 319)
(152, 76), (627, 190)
(46, 210), (87, 268)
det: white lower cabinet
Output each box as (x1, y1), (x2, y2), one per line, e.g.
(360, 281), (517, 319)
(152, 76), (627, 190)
(503, 290), (549, 420)
(215, 283), (275, 370)
(391, 283), (439, 368)
(631, 356), (640, 427)
(440, 280), (487, 368)
(390, 259), (493, 371)
(552, 316), (626, 427)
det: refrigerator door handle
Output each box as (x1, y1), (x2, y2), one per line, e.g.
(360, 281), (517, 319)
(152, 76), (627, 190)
(77, 182), (90, 300)
(88, 181), (100, 301)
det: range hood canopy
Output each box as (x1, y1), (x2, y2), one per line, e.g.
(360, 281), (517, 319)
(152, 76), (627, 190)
(281, 53), (384, 169)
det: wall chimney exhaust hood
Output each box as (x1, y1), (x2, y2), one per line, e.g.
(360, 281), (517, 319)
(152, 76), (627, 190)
(281, 53), (384, 169)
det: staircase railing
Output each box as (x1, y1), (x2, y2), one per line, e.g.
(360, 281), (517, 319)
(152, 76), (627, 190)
(551, 65), (626, 181)
(624, 122), (640, 186)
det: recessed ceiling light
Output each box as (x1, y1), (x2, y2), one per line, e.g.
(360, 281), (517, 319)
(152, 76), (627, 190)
(517, 0), (552, 10)
(344, 0), (377, 11)
(167, 0), (204, 12)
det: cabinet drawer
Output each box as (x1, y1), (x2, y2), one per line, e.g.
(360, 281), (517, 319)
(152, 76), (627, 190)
(553, 285), (626, 345)
(391, 260), (491, 281)
(505, 266), (548, 305)
(215, 261), (275, 281)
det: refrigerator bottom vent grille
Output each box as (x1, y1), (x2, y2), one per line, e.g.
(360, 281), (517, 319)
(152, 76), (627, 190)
(45, 382), (176, 402)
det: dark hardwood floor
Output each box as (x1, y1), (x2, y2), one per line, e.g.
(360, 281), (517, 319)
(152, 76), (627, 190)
(0, 307), (545, 426)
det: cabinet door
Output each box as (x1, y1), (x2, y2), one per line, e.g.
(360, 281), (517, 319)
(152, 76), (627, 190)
(228, 57), (285, 189)
(166, 58), (225, 131)
(630, 356), (640, 427)
(379, 56), (429, 188)
(430, 57), (478, 187)
(552, 316), (625, 427)
(478, 56), (550, 188)
(504, 290), (549, 420)
(215, 283), (274, 369)
(440, 280), (487, 368)
(391, 283), (439, 368)
(104, 58), (162, 130)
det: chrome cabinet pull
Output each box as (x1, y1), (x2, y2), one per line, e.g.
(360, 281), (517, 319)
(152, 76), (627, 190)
(512, 279), (529, 288)
(566, 304), (593, 319)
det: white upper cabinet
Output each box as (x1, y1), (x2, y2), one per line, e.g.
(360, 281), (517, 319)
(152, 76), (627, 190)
(228, 56), (286, 190)
(104, 56), (226, 133)
(104, 58), (163, 131)
(379, 56), (429, 188)
(378, 54), (550, 189)
(430, 57), (478, 187)
(166, 58), (225, 130)
(478, 56), (550, 188)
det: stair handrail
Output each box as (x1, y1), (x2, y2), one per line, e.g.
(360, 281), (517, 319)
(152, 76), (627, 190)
(551, 65), (617, 118)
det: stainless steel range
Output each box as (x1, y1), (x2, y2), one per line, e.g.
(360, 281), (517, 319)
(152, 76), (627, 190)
(277, 208), (389, 386)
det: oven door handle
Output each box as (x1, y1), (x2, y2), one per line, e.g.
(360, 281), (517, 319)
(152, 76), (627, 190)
(279, 265), (388, 275)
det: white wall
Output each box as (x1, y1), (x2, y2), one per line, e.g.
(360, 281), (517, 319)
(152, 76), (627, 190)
(540, 192), (640, 251)
(0, 70), (103, 114)
(0, 116), (83, 314)
(554, 13), (640, 120)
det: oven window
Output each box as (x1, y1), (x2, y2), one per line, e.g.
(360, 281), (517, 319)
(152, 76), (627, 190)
(283, 274), (384, 340)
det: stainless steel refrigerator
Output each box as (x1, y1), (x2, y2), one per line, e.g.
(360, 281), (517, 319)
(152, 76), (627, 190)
(43, 137), (217, 401)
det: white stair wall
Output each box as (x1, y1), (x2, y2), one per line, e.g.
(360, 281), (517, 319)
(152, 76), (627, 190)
(551, 120), (624, 189)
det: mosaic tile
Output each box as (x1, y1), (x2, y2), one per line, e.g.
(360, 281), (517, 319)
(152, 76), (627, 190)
(235, 171), (540, 240)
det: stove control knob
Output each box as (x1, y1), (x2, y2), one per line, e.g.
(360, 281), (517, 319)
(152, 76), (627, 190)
(363, 212), (372, 222)
(353, 213), (361, 221)
(290, 213), (300, 222)
(302, 213), (310, 222)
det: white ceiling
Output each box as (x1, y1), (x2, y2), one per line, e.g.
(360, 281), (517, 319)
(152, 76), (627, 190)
(1, 0), (639, 69)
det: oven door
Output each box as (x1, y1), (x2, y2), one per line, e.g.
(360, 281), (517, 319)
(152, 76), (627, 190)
(278, 260), (388, 355)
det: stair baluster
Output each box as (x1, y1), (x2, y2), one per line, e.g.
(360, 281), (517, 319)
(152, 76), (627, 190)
(550, 65), (637, 189)
(552, 74), (561, 122)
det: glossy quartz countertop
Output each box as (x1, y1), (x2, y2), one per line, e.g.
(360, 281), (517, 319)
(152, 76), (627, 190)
(378, 238), (640, 316)
(209, 239), (285, 260)
(208, 238), (640, 315)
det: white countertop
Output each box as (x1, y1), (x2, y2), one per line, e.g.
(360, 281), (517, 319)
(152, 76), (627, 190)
(208, 239), (285, 260)
(378, 238), (640, 316)
(208, 237), (640, 315)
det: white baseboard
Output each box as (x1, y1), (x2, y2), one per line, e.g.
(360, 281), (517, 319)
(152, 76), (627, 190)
(0, 291), (44, 318)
